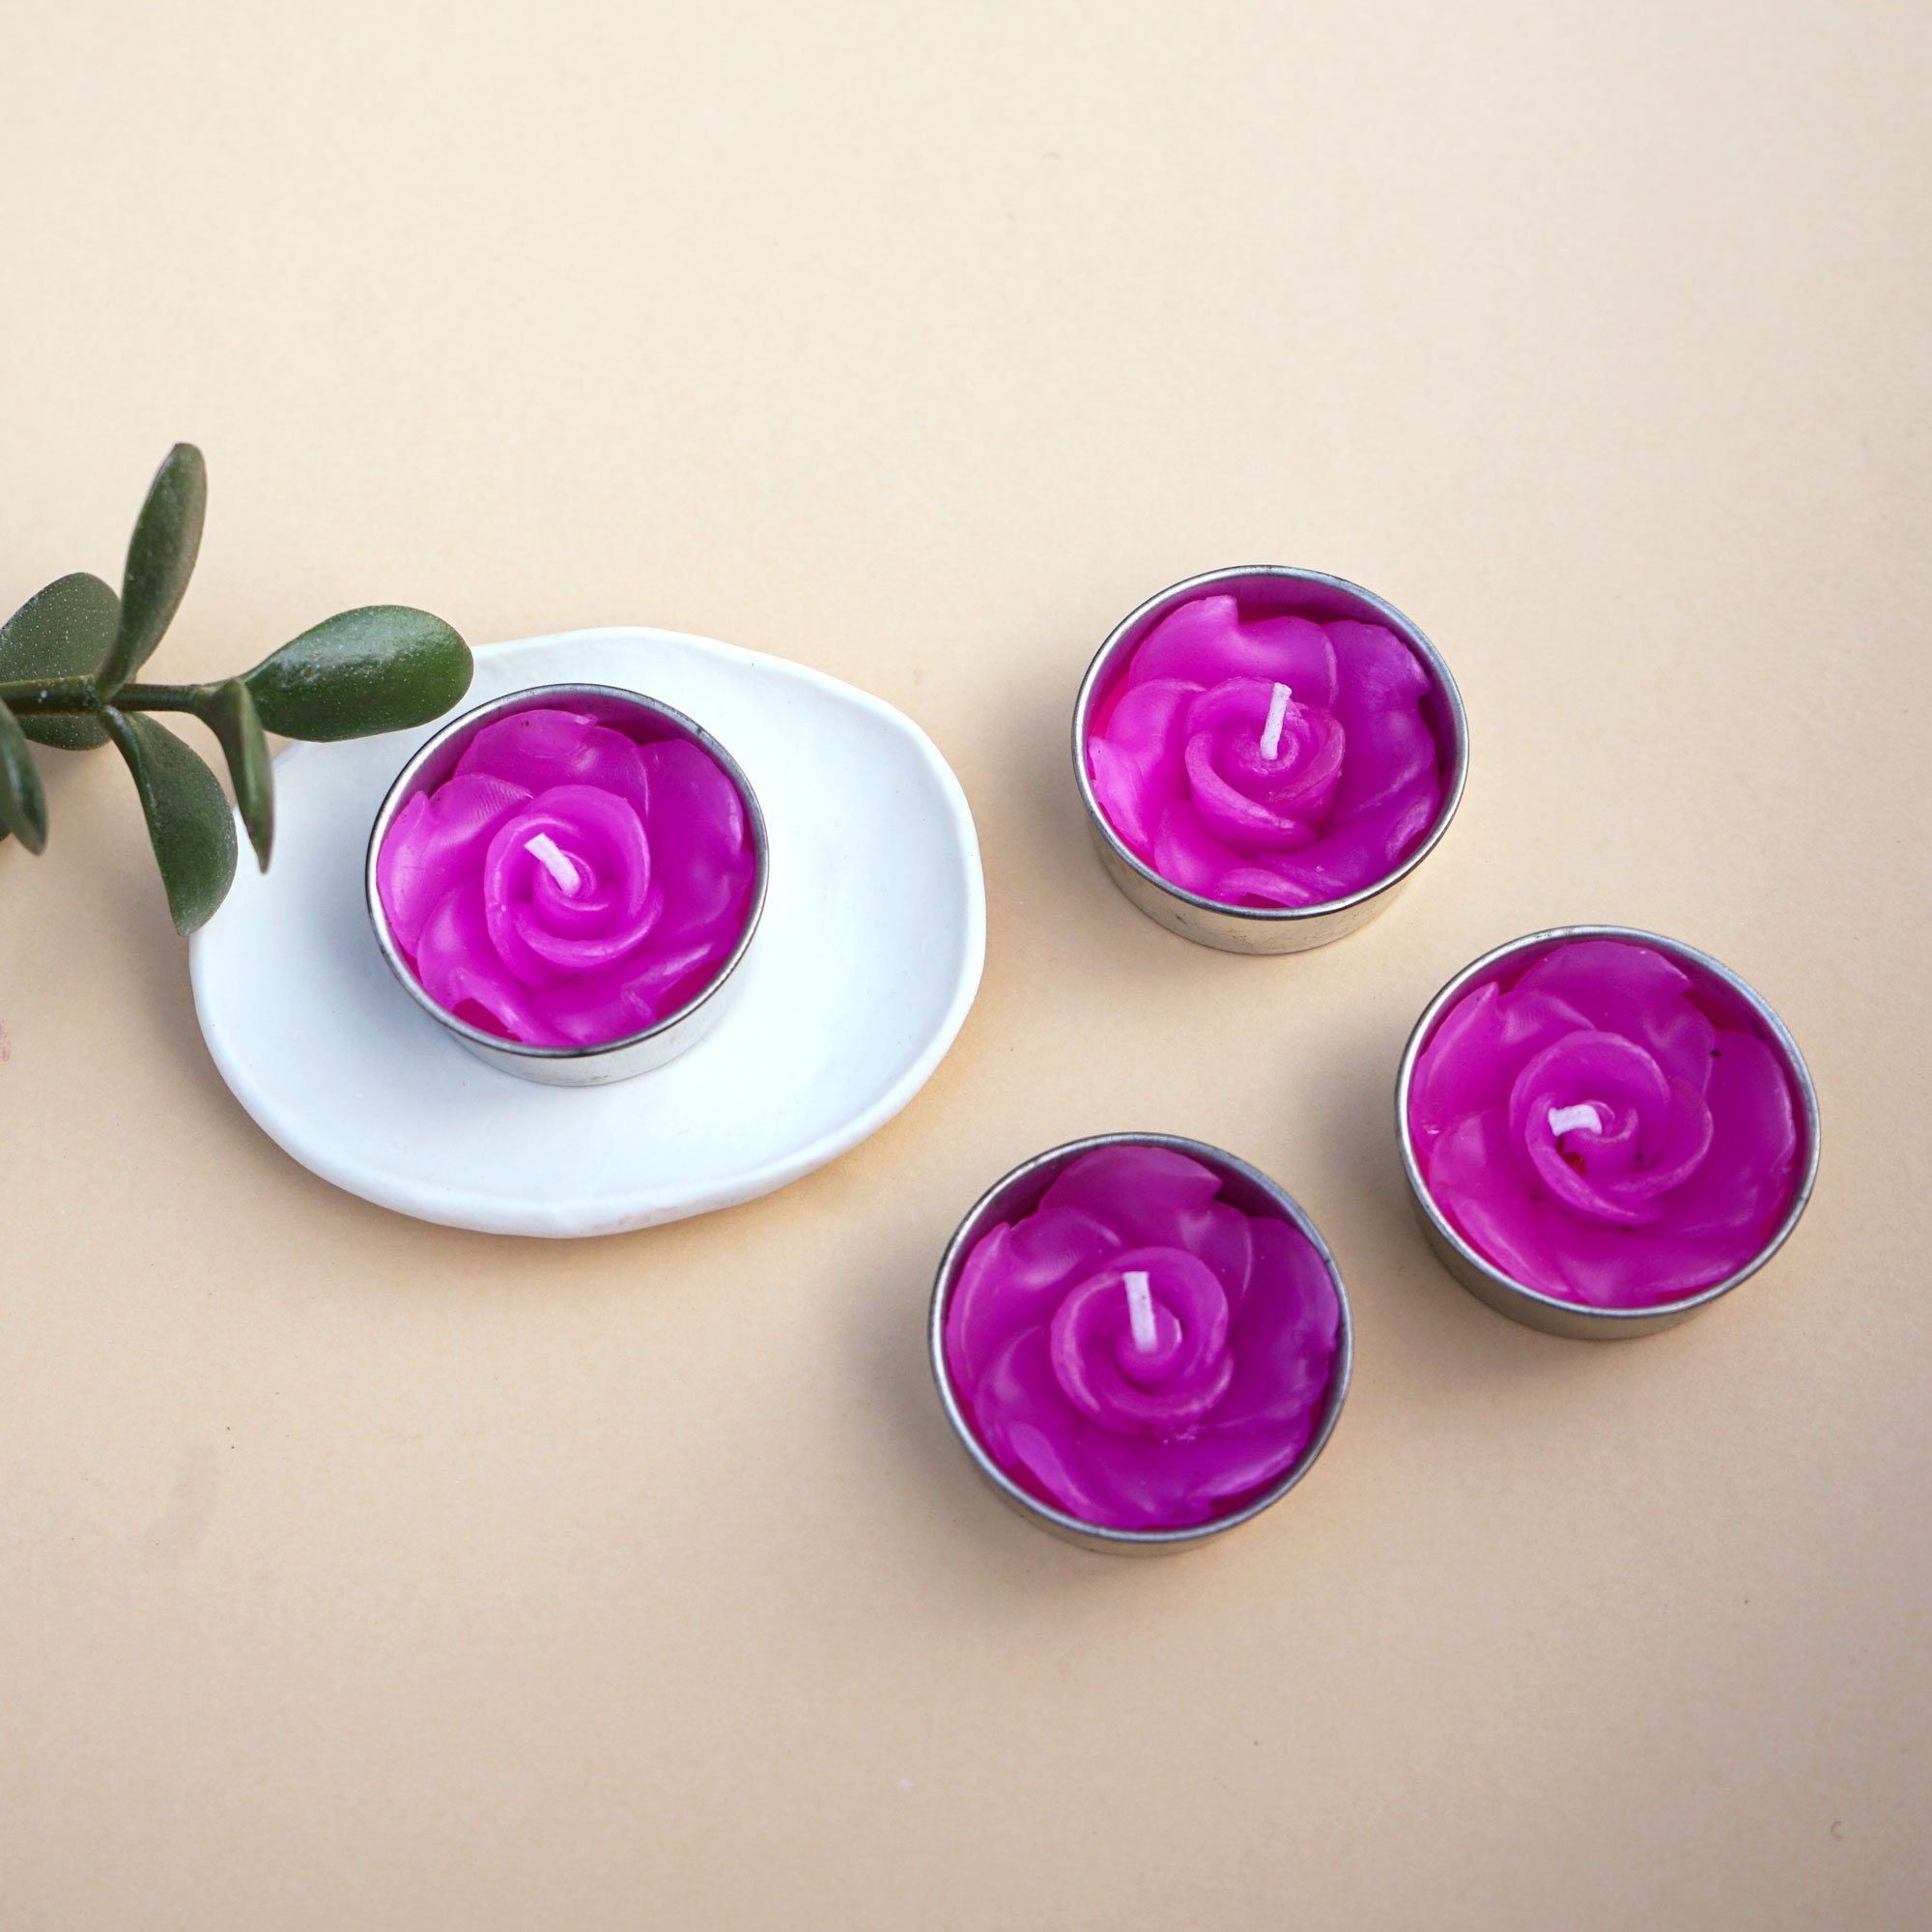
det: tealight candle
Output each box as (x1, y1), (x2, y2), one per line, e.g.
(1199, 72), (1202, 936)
(930, 1134), (1351, 1550)
(1397, 927), (1820, 1337)
(367, 684), (767, 1086)
(1073, 567), (1467, 952)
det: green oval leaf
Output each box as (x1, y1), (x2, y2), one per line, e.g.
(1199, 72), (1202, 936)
(0, 572), (119, 749)
(0, 698), (48, 853)
(197, 678), (274, 869)
(101, 443), (207, 693)
(101, 709), (237, 933)
(243, 605), (471, 741)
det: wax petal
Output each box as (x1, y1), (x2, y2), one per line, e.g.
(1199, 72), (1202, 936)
(1129, 595), (1337, 693)
(1183, 730), (1319, 851)
(1073, 1427), (1220, 1529)
(1049, 1248), (1233, 1435)
(1507, 1031), (1678, 1226)
(455, 709), (652, 821)
(1190, 684), (1348, 824)
(1191, 1200), (1255, 1316)
(528, 975), (649, 1046)
(1191, 1417), (1315, 1501)
(639, 739), (753, 944)
(572, 726), (655, 819)
(1251, 1215), (1342, 1346)
(974, 1327), (1116, 1522)
(413, 884), (556, 1043)
(1516, 940), (1717, 1093)
(508, 880), (667, 974)
(558, 935), (723, 1043)
(1152, 798), (1325, 907)
(1087, 678), (1195, 856)
(945, 1208), (1119, 1388)
(1237, 615), (1340, 706)
(455, 706), (594, 785)
(1245, 782), (1436, 907)
(1325, 621), (1436, 819)
(1215, 1220), (1340, 1429)
(1077, 1409), (1314, 1526)
(377, 775), (530, 952)
(1657, 1031), (1800, 1240)
(1594, 1075), (1717, 1207)
(1407, 980), (1598, 1146)
(1426, 1111), (1566, 1294)
(1182, 677), (1312, 744)
(1089, 744), (1151, 859)
(1536, 1206), (1740, 1308)
(1038, 1146), (1223, 1249)
(482, 786), (659, 986)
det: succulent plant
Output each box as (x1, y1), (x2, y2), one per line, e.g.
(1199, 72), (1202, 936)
(0, 444), (471, 931)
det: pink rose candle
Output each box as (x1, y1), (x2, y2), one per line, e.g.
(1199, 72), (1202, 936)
(368, 685), (766, 1086)
(1399, 928), (1819, 1337)
(932, 1135), (1350, 1548)
(1075, 567), (1466, 952)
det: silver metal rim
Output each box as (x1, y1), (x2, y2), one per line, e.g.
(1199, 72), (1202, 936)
(1071, 565), (1470, 927)
(1394, 925), (1822, 1328)
(928, 1131), (1353, 1549)
(364, 683), (770, 1066)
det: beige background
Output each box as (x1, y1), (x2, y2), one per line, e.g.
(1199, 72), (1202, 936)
(3, 2), (1928, 1926)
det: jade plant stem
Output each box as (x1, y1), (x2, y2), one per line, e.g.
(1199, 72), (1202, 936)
(0, 678), (200, 713)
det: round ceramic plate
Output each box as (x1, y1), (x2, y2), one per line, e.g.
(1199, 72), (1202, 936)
(190, 627), (986, 1236)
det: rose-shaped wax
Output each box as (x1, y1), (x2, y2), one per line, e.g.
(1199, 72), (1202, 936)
(1085, 591), (1443, 908)
(376, 705), (756, 1048)
(1407, 939), (1804, 1309)
(944, 1145), (1342, 1531)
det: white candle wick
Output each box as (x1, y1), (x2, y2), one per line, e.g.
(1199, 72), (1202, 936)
(1548, 1103), (1605, 1139)
(1260, 682), (1294, 761)
(1122, 1269), (1159, 1354)
(525, 833), (582, 895)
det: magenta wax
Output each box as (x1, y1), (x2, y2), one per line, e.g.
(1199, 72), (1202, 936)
(375, 702), (758, 1049)
(1406, 934), (1814, 1315)
(1083, 588), (1445, 910)
(938, 1140), (1347, 1538)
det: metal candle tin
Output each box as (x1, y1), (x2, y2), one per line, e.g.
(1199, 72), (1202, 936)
(928, 1132), (1353, 1553)
(366, 683), (769, 1088)
(1395, 925), (1821, 1340)
(1072, 566), (1468, 953)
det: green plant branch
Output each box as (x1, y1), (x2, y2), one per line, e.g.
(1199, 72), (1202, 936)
(0, 676), (100, 710)
(105, 682), (204, 714)
(0, 442), (471, 930)
(0, 677), (210, 715)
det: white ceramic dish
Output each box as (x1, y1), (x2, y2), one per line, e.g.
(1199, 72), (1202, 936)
(190, 627), (986, 1237)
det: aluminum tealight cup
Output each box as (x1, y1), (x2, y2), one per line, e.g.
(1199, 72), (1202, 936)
(1395, 925), (1821, 1340)
(1072, 566), (1469, 953)
(366, 683), (769, 1088)
(929, 1131), (1353, 1553)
